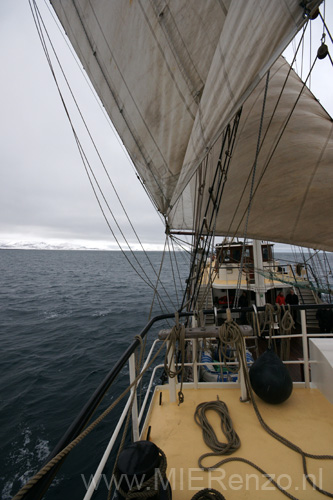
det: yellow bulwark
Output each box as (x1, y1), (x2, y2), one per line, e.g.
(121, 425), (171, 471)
(142, 387), (333, 500)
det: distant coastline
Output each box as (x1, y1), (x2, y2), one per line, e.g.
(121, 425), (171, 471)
(0, 241), (171, 252)
(0, 243), (110, 251)
(0, 241), (328, 256)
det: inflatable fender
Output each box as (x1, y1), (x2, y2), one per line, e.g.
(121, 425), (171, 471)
(249, 348), (293, 404)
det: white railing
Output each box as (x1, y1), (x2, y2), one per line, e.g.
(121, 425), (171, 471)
(83, 311), (333, 500)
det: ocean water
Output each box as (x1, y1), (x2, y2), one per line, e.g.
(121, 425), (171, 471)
(0, 250), (188, 500)
(1, 249), (332, 500)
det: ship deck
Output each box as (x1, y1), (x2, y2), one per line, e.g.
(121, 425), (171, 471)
(143, 387), (333, 499)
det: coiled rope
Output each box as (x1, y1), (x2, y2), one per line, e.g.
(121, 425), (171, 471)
(163, 312), (186, 405)
(252, 303), (295, 358)
(217, 314), (242, 375)
(278, 304), (295, 359)
(279, 304), (295, 334)
(194, 398), (241, 470)
(195, 313), (333, 499)
(191, 488), (225, 500)
(262, 303), (276, 344)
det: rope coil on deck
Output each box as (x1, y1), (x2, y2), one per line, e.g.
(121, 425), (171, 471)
(195, 311), (333, 499)
(191, 488), (226, 500)
(194, 398), (241, 470)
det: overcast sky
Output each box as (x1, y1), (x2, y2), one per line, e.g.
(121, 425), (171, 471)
(0, 1), (332, 251)
(0, 0), (166, 250)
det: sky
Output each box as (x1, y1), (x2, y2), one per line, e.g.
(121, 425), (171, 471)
(0, 0), (165, 250)
(0, 1), (332, 252)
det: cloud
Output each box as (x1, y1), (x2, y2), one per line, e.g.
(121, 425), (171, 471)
(1, 1), (332, 252)
(0, 0), (165, 249)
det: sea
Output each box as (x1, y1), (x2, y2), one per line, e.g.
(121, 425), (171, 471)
(1, 249), (332, 500)
(0, 249), (189, 500)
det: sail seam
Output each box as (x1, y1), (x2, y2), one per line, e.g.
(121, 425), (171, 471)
(32, 0), (179, 313)
(149, 0), (204, 102)
(138, 0), (196, 121)
(225, 52), (316, 243)
(234, 70), (270, 307)
(291, 120), (333, 240)
(224, 56), (301, 238)
(71, 0), (169, 207)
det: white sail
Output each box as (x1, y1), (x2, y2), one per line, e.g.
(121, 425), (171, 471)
(169, 56), (333, 251)
(51, 0), (333, 249)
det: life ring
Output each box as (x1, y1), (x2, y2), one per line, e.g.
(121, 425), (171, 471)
(200, 350), (253, 383)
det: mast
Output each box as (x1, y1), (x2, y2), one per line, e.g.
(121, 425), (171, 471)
(253, 240), (266, 307)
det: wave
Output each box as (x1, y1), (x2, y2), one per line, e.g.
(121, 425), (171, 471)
(1, 428), (50, 500)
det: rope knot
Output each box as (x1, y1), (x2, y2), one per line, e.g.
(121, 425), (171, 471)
(164, 318), (186, 405)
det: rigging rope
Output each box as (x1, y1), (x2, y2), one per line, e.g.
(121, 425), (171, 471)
(73, 0), (168, 205)
(30, 0), (179, 314)
(319, 11), (333, 43)
(163, 313), (186, 405)
(167, 236), (180, 305)
(234, 70), (270, 307)
(42, 0), (148, 189)
(217, 45), (327, 254)
(310, 15), (312, 88)
(181, 109), (242, 314)
(261, 303), (276, 347)
(222, 23), (327, 253)
(12, 331), (172, 500)
(246, 56), (318, 230)
(107, 337), (146, 500)
(278, 304), (295, 359)
(148, 236), (169, 320)
(261, 267), (332, 295)
(224, 23), (309, 243)
(170, 237), (186, 296)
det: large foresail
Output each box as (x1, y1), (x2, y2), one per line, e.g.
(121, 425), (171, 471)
(51, 0), (319, 217)
(169, 56), (333, 251)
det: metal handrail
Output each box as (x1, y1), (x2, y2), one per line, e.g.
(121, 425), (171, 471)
(19, 311), (192, 500)
(17, 303), (333, 499)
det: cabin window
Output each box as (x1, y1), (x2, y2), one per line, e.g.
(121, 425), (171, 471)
(223, 249), (231, 262)
(262, 245), (272, 261)
(233, 248), (241, 262)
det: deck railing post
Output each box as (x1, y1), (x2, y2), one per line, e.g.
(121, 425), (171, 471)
(129, 354), (139, 441)
(167, 340), (177, 402)
(300, 309), (310, 388)
(193, 339), (198, 389)
(239, 337), (248, 401)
